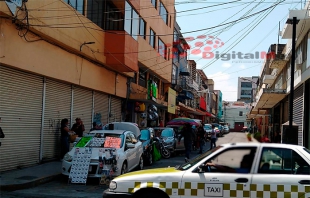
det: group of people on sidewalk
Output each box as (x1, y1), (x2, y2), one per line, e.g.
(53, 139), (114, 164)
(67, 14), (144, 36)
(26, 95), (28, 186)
(60, 117), (86, 159)
(178, 123), (217, 162)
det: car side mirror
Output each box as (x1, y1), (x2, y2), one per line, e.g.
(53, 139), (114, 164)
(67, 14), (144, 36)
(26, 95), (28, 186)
(126, 143), (135, 149)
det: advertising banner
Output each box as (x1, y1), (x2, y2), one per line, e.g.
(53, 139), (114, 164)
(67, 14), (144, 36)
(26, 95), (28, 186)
(168, 88), (176, 114)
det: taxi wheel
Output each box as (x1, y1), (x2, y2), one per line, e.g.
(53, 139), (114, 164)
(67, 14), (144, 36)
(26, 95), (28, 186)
(134, 189), (169, 198)
(121, 162), (127, 175)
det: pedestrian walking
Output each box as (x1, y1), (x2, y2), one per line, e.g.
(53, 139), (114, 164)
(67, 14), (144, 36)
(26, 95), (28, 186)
(178, 123), (195, 162)
(197, 125), (205, 154)
(210, 125), (217, 150)
(71, 117), (85, 137)
(61, 118), (75, 159)
(0, 117), (5, 147)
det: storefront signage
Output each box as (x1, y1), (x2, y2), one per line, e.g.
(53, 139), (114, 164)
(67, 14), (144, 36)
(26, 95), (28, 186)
(168, 88), (176, 114)
(200, 96), (206, 111)
(147, 80), (158, 101)
(104, 137), (121, 148)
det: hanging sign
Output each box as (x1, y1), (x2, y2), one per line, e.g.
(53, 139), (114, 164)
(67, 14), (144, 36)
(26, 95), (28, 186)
(104, 137), (121, 148)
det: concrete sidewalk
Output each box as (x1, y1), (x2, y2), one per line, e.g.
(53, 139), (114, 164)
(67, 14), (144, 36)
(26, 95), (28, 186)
(0, 161), (62, 191)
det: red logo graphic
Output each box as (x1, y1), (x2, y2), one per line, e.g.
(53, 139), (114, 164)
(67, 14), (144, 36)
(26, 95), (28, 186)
(157, 35), (225, 59)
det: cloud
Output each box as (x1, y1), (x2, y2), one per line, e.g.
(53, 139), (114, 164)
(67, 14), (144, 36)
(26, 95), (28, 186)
(208, 72), (238, 101)
(222, 63), (231, 68)
(239, 64), (246, 69)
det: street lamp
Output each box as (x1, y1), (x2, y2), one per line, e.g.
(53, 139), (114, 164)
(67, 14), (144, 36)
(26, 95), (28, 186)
(286, 16), (299, 133)
(80, 41), (95, 51)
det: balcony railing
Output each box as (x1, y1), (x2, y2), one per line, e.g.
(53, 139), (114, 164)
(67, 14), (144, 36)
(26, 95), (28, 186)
(268, 53), (287, 72)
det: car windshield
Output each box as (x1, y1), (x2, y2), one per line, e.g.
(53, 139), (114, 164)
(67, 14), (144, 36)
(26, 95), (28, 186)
(140, 130), (150, 141)
(204, 125), (211, 130)
(177, 146), (222, 171)
(161, 129), (173, 137)
(82, 133), (125, 148)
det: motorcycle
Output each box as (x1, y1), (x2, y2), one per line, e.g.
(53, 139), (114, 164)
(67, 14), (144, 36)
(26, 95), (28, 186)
(154, 137), (171, 159)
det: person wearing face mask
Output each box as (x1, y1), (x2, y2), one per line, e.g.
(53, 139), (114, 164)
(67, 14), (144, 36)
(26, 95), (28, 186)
(61, 118), (75, 160)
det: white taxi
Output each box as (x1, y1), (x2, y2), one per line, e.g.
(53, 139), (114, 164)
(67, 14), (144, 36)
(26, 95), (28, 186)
(62, 122), (144, 178)
(103, 142), (310, 198)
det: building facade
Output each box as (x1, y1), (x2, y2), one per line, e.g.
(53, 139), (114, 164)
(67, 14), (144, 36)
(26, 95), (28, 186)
(0, 0), (175, 171)
(248, 6), (310, 149)
(223, 101), (251, 131)
(214, 90), (223, 121)
(237, 76), (259, 103)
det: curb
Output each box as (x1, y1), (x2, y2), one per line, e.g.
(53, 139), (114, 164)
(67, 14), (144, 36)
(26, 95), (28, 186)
(0, 173), (62, 192)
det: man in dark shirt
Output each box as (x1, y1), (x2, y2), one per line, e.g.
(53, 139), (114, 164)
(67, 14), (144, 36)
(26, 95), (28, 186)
(71, 117), (85, 137)
(179, 123), (196, 162)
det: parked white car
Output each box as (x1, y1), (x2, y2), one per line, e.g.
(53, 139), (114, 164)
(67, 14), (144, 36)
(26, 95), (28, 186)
(61, 122), (144, 178)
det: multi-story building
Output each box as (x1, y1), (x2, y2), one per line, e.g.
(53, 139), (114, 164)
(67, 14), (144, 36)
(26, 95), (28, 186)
(214, 90), (223, 121)
(248, 5), (310, 149)
(0, 0), (175, 171)
(223, 101), (251, 131)
(237, 76), (259, 103)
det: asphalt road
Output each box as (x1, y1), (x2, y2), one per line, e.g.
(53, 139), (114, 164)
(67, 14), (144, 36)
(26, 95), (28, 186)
(1, 132), (248, 198)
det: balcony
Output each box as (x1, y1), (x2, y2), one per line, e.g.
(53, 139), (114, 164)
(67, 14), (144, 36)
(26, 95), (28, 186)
(281, 10), (310, 39)
(104, 31), (138, 72)
(263, 75), (276, 85)
(129, 83), (167, 107)
(254, 87), (286, 109)
(269, 53), (287, 72)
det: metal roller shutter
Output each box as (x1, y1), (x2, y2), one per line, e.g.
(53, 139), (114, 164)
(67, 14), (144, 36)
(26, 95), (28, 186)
(110, 96), (122, 122)
(293, 84), (304, 146)
(94, 92), (109, 125)
(72, 86), (92, 133)
(42, 79), (71, 161)
(0, 66), (43, 171)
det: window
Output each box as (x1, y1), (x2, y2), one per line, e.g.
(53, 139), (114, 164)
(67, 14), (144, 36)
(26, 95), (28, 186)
(158, 38), (167, 59)
(149, 28), (156, 48)
(161, 82), (164, 95)
(87, 0), (124, 30)
(65, 0), (84, 14)
(258, 147), (310, 175)
(172, 64), (177, 84)
(173, 29), (178, 42)
(138, 69), (147, 88)
(124, 1), (139, 40)
(241, 82), (252, 88)
(201, 147), (257, 174)
(151, 0), (157, 8)
(159, 2), (168, 24)
(139, 18), (146, 39)
(239, 111), (243, 116)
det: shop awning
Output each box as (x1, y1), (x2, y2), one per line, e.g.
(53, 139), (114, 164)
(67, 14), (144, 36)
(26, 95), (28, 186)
(255, 89), (286, 109)
(187, 109), (206, 116)
(178, 102), (196, 112)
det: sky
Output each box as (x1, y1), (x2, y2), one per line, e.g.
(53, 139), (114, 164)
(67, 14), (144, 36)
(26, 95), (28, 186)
(174, 0), (305, 101)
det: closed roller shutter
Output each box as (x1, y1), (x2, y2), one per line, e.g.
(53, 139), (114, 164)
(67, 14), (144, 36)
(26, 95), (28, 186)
(42, 79), (71, 160)
(94, 92), (109, 125)
(0, 66), (43, 171)
(72, 86), (92, 133)
(110, 96), (122, 122)
(293, 84), (304, 146)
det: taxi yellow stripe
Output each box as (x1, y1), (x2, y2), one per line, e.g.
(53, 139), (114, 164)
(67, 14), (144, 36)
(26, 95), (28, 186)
(116, 167), (180, 179)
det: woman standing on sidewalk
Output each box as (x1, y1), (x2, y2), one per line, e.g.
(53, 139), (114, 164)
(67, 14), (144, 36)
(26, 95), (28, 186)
(60, 118), (75, 159)
(210, 125), (217, 150)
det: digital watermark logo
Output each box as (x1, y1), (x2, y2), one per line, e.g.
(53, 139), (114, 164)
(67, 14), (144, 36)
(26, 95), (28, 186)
(157, 34), (274, 63)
